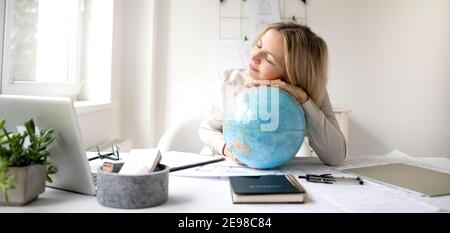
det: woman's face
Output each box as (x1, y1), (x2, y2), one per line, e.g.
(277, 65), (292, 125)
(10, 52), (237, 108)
(247, 29), (286, 80)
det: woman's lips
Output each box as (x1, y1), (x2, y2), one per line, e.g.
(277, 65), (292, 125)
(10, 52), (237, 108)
(249, 63), (259, 72)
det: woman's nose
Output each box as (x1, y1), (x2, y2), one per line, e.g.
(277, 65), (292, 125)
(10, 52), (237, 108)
(251, 53), (261, 64)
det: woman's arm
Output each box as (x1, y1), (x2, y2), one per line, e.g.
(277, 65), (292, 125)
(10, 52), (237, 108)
(199, 116), (226, 155)
(301, 91), (347, 166)
(198, 70), (230, 155)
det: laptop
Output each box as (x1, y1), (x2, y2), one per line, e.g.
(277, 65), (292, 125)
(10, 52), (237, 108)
(0, 95), (96, 195)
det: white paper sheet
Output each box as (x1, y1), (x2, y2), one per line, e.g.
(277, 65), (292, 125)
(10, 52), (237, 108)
(281, 153), (441, 212)
(248, 0), (281, 40)
(160, 151), (222, 168)
(216, 39), (251, 71)
(170, 159), (287, 177)
(164, 152), (341, 177)
(309, 179), (440, 213)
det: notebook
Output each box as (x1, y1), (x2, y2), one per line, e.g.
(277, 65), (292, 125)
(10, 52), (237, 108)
(119, 149), (162, 175)
(344, 163), (450, 197)
(229, 175), (306, 203)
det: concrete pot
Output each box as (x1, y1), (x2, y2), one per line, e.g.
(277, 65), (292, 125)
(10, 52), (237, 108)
(0, 164), (46, 206)
(96, 164), (169, 209)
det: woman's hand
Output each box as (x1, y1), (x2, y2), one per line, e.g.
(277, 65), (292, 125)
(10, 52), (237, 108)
(245, 79), (309, 104)
(222, 144), (243, 165)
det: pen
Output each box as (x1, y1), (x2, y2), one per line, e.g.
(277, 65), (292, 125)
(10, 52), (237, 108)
(298, 175), (333, 184)
(169, 157), (225, 172)
(332, 176), (364, 185)
(298, 174), (364, 185)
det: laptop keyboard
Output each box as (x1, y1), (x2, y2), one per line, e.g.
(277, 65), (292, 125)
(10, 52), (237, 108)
(91, 173), (98, 187)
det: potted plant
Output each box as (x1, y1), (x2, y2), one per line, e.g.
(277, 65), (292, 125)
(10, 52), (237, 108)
(0, 118), (56, 206)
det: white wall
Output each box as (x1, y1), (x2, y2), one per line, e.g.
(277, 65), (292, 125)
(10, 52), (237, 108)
(308, 0), (450, 157)
(153, 0), (450, 157)
(76, 0), (120, 150)
(119, 0), (157, 148)
(78, 0), (157, 150)
(153, 0), (220, 146)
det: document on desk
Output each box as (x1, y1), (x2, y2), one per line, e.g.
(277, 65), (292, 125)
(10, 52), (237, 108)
(315, 149), (446, 212)
(161, 151), (223, 170)
(161, 153), (343, 177)
(276, 156), (440, 212)
(162, 151), (288, 177)
(310, 180), (440, 213)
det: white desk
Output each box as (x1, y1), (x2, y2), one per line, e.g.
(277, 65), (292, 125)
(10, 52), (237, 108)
(1, 157), (449, 213)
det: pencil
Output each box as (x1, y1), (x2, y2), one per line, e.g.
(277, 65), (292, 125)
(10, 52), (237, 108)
(168, 157), (225, 172)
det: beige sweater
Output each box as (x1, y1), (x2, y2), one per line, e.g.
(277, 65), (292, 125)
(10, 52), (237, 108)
(198, 69), (346, 166)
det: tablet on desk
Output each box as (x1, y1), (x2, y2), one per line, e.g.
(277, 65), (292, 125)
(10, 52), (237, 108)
(344, 163), (450, 197)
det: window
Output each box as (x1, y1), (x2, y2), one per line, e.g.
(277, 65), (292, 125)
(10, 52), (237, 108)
(1, 0), (84, 98)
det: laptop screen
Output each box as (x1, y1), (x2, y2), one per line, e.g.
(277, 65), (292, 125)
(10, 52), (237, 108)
(0, 95), (96, 195)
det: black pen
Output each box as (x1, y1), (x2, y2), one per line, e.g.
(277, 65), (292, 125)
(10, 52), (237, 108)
(298, 175), (333, 184)
(332, 176), (364, 185)
(169, 157), (225, 172)
(298, 174), (364, 185)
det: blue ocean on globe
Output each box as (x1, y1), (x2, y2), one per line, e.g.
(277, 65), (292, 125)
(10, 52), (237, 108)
(223, 86), (306, 169)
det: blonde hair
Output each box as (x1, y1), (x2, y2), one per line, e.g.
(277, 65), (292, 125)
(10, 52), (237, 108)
(255, 22), (328, 105)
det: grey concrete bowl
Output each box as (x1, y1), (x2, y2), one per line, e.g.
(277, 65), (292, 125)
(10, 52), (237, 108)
(96, 164), (169, 209)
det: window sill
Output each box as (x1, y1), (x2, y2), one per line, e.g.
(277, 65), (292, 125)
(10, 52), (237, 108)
(74, 100), (116, 115)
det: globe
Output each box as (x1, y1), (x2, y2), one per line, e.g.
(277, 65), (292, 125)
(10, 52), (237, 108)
(223, 86), (306, 169)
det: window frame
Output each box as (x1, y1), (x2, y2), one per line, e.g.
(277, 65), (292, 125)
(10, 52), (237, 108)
(0, 0), (84, 99)
(0, 0), (5, 94)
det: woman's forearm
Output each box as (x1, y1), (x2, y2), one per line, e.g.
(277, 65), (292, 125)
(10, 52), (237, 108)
(301, 98), (347, 166)
(199, 117), (226, 155)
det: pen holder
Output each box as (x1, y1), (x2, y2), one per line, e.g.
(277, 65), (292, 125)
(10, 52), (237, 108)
(96, 164), (169, 209)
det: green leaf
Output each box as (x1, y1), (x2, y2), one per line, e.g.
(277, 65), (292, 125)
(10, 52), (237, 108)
(24, 119), (35, 136)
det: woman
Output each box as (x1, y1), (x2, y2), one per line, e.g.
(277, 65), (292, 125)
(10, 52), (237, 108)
(199, 22), (346, 166)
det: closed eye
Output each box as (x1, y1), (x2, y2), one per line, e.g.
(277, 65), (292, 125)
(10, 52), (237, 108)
(256, 38), (277, 65)
(266, 54), (275, 65)
(256, 39), (262, 49)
